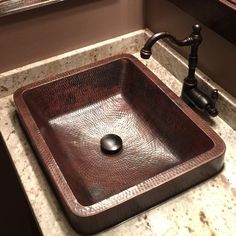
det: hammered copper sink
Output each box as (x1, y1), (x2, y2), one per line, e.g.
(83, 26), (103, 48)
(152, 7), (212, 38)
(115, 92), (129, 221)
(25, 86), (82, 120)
(14, 54), (225, 234)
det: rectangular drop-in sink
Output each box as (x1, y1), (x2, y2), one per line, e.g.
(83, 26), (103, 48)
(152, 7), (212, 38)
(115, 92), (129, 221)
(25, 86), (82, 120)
(14, 54), (225, 235)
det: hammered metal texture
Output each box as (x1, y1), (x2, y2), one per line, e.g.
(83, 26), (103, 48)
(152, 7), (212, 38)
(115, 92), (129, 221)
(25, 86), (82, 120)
(14, 54), (225, 234)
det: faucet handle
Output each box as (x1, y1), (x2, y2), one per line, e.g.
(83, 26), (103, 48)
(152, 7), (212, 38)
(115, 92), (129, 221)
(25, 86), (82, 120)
(205, 89), (219, 117)
(211, 89), (218, 106)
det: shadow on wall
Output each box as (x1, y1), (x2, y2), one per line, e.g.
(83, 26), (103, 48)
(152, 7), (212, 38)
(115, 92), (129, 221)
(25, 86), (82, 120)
(168, 0), (236, 45)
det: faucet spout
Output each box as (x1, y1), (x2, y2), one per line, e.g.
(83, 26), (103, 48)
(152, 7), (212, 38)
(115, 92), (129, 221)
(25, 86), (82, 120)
(141, 32), (193, 59)
(140, 24), (219, 117)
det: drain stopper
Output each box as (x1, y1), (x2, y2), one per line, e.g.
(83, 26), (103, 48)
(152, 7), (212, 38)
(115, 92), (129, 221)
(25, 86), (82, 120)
(100, 134), (123, 155)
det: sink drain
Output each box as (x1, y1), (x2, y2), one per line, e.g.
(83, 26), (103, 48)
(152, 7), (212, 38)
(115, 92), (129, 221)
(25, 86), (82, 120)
(100, 134), (123, 155)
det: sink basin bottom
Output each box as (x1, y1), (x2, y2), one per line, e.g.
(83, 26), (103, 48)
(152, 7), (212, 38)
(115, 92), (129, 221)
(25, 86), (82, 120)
(45, 93), (181, 206)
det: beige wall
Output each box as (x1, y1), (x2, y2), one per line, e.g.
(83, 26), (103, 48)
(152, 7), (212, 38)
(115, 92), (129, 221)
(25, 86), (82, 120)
(0, 0), (144, 72)
(1, 0), (235, 98)
(145, 0), (236, 98)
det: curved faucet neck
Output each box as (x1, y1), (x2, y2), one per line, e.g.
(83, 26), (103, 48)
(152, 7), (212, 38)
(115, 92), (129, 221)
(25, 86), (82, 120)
(141, 25), (202, 86)
(143, 32), (193, 52)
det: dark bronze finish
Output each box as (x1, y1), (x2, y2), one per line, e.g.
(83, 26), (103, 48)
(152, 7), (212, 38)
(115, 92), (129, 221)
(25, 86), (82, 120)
(141, 24), (219, 117)
(100, 134), (123, 155)
(0, 133), (42, 236)
(14, 54), (225, 235)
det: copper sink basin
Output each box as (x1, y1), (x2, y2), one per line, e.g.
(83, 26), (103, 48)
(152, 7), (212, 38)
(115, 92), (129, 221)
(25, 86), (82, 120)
(14, 54), (225, 235)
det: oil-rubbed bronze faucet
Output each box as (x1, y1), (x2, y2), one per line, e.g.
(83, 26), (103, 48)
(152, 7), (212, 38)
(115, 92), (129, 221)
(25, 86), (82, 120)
(140, 24), (218, 117)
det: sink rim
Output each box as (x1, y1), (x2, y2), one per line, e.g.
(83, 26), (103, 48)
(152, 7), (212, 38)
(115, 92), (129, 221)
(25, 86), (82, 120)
(14, 54), (225, 217)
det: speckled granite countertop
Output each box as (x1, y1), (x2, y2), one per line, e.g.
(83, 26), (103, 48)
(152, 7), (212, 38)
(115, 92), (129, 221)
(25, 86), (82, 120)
(0, 30), (235, 236)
